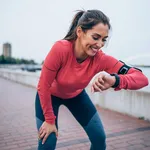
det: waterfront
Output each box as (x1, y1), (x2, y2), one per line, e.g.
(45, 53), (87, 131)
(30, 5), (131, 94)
(0, 64), (149, 91)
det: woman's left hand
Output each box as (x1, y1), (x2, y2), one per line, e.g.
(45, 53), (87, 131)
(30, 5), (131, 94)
(91, 73), (116, 93)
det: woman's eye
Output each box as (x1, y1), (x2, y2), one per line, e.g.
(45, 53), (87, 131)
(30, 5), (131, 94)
(92, 37), (99, 40)
(102, 39), (107, 42)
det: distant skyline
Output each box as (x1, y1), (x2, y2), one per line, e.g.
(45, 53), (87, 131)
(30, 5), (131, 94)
(0, 0), (150, 64)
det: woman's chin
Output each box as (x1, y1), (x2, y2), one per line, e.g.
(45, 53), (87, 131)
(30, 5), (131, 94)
(88, 51), (97, 57)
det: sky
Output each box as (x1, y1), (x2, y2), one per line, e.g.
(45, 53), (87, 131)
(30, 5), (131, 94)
(0, 0), (150, 65)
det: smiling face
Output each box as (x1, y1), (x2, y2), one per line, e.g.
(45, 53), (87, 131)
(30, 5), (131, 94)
(76, 23), (109, 58)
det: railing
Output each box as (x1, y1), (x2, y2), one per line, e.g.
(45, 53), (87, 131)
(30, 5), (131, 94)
(0, 68), (150, 121)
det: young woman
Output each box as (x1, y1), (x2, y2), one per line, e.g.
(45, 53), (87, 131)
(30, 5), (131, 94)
(35, 9), (149, 150)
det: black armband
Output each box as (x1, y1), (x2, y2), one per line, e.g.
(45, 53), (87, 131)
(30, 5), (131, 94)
(133, 67), (142, 72)
(110, 73), (120, 88)
(118, 60), (142, 74)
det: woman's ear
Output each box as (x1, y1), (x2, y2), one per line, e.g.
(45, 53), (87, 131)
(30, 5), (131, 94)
(76, 26), (83, 38)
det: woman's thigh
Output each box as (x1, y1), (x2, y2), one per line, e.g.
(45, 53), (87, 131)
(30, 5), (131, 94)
(64, 90), (106, 149)
(35, 92), (62, 128)
(64, 90), (97, 127)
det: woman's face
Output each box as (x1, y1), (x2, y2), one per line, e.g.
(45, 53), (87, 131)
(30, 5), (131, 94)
(77, 23), (109, 57)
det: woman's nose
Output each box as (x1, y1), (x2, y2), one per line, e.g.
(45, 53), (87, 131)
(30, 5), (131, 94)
(96, 40), (104, 48)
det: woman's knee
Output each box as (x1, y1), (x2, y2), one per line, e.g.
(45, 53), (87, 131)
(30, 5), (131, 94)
(38, 132), (57, 150)
(84, 112), (106, 145)
(93, 130), (106, 143)
(90, 131), (106, 150)
(88, 126), (106, 144)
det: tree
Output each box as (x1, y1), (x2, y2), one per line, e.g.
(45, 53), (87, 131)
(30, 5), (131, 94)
(0, 55), (37, 64)
(0, 55), (5, 64)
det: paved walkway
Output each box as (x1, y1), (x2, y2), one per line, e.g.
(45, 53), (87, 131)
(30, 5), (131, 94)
(0, 77), (150, 150)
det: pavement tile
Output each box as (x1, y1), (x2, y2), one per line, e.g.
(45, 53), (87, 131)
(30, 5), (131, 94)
(0, 77), (150, 150)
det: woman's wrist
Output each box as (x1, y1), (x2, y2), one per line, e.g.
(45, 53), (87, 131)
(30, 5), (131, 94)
(110, 73), (120, 88)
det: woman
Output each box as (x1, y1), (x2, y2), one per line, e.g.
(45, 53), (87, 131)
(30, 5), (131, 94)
(35, 9), (149, 150)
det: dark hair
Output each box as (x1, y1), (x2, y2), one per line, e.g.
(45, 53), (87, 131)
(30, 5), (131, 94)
(63, 9), (111, 41)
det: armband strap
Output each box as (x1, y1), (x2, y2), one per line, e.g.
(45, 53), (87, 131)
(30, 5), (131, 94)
(118, 60), (142, 74)
(133, 67), (142, 72)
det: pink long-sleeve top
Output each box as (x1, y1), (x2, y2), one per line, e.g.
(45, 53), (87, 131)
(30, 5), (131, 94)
(37, 40), (149, 124)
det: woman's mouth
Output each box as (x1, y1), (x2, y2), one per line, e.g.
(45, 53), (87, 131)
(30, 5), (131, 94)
(90, 47), (99, 53)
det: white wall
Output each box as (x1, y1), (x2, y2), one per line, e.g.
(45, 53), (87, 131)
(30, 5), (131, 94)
(87, 86), (150, 121)
(0, 68), (150, 121)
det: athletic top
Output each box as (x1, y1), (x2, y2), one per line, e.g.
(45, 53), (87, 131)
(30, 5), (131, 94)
(37, 40), (148, 124)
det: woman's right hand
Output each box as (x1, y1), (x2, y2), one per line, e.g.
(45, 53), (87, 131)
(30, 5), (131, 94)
(91, 73), (116, 92)
(38, 121), (58, 144)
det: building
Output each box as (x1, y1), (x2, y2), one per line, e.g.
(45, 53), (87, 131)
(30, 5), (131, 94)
(3, 43), (12, 57)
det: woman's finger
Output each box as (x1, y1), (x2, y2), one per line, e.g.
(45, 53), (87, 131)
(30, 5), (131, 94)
(93, 83), (102, 92)
(55, 131), (58, 138)
(39, 130), (46, 139)
(91, 86), (94, 93)
(95, 81), (105, 90)
(39, 127), (44, 135)
(42, 133), (49, 144)
(98, 77), (104, 84)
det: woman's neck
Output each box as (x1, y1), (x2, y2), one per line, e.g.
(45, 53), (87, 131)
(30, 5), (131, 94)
(74, 39), (88, 62)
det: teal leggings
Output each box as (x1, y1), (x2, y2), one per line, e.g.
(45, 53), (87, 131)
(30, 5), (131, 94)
(35, 90), (106, 150)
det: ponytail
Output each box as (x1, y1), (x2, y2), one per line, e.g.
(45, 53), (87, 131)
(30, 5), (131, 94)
(63, 9), (111, 42)
(63, 10), (85, 41)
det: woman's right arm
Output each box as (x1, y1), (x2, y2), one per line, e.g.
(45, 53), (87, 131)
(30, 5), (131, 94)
(37, 41), (63, 125)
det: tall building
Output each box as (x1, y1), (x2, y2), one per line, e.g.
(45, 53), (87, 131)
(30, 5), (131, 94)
(3, 43), (12, 57)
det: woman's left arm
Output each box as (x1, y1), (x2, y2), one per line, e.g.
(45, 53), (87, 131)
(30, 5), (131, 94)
(101, 54), (149, 90)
